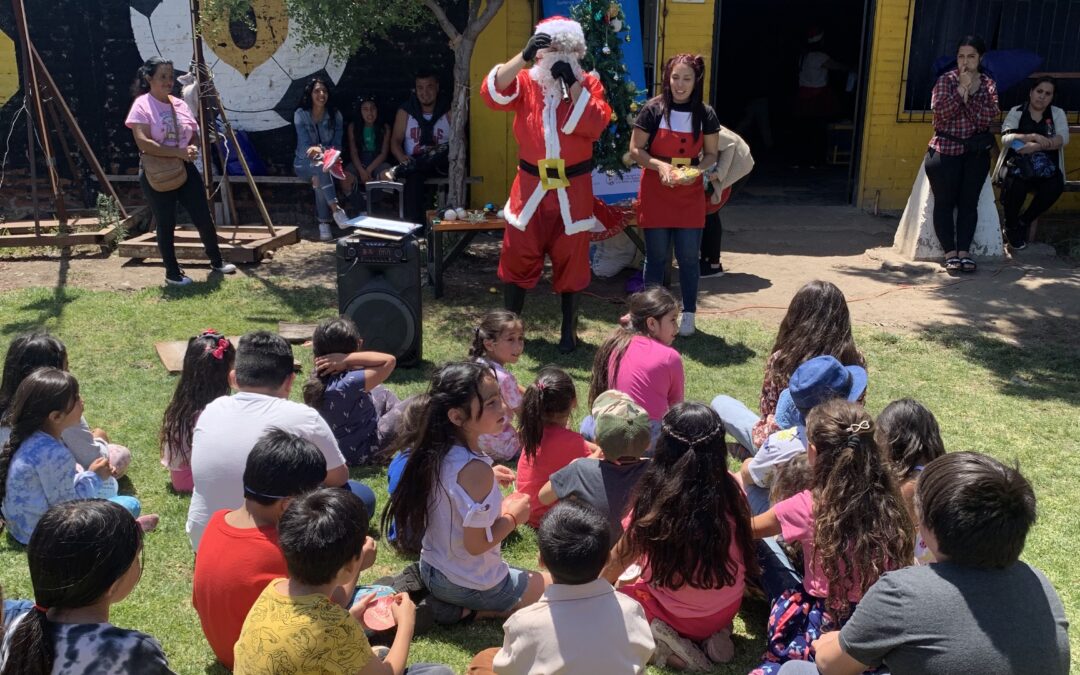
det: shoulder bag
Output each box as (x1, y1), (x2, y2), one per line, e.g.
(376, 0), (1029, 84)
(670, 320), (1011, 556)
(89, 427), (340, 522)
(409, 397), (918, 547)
(142, 99), (188, 192)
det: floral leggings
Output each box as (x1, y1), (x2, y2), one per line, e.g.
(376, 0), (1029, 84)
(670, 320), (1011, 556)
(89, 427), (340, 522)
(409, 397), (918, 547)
(749, 586), (855, 675)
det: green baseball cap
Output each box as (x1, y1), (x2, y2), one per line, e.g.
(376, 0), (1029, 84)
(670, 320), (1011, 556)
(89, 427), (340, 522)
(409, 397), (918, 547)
(592, 390), (652, 459)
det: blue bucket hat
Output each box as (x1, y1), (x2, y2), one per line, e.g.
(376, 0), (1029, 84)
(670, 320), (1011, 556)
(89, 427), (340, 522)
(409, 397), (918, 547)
(774, 355), (868, 428)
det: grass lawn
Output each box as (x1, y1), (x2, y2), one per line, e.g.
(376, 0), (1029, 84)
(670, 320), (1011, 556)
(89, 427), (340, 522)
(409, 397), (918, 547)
(0, 276), (1077, 674)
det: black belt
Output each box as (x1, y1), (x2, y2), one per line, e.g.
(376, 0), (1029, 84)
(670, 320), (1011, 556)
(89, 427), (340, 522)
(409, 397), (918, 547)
(651, 155), (700, 166)
(519, 159), (594, 179)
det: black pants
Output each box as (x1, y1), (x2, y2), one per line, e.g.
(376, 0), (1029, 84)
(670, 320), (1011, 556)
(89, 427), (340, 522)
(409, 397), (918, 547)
(139, 163), (224, 279)
(1000, 171), (1064, 234)
(924, 147), (988, 253)
(700, 210), (722, 266)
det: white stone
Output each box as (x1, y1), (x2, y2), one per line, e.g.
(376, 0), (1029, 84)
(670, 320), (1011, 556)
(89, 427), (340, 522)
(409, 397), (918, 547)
(455, 207), (468, 219)
(497, 209), (505, 219)
(894, 161), (1004, 260)
(443, 209), (458, 221)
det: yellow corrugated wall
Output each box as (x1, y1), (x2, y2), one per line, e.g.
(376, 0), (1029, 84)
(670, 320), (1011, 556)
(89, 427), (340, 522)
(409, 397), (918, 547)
(468, 0), (717, 206)
(0, 31), (19, 107)
(858, 0), (1078, 212)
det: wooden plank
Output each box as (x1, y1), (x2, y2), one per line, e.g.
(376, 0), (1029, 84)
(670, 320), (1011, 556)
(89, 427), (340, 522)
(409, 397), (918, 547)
(118, 226), (298, 262)
(278, 322), (316, 343)
(428, 210), (507, 232)
(0, 226), (115, 248)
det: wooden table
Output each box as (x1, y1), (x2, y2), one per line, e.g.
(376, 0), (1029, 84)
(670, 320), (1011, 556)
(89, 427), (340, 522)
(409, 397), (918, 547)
(425, 210), (646, 299)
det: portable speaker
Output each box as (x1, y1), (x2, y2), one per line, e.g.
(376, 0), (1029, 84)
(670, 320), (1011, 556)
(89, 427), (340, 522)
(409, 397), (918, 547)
(336, 234), (422, 367)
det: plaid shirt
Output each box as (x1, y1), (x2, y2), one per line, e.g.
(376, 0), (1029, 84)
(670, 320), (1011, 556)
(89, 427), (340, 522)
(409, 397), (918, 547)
(930, 69), (999, 155)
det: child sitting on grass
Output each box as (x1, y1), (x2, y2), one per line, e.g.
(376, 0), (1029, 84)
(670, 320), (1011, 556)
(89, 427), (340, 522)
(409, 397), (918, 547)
(159, 329), (235, 492)
(788, 452), (1070, 675)
(604, 402), (757, 671)
(0, 500), (174, 674)
(538, 390), (652, 544)
(468, 500), (655, 674)
(193, 429), (375, 669)
(304, 316), (397, 466)
(469, 310), (526, 462)
(233, 488), (452, 675)
(514, 366), (594, 527)
(0, 368), (155, 545)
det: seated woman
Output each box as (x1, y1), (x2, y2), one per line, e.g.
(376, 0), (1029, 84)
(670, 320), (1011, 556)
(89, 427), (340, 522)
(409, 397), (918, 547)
(346, 94), (392, 214)
(293, 76), (353, 241)
(997, 76), (1070, 250)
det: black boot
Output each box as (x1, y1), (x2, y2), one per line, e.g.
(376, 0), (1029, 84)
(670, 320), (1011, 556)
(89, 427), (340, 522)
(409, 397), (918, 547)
(503, 283), (527, 315)
(558, 292), (580, 353)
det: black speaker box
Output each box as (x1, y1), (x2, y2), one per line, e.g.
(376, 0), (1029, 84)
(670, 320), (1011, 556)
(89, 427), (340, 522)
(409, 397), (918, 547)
(336, 234), (422, 367)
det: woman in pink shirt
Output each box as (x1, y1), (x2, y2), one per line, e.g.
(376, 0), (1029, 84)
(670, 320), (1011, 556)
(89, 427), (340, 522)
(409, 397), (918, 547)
(749, 400), (914, 675)
(603, 402), (756, 671)
(125, 57), (236, 286)
(588, 288), (684, 447)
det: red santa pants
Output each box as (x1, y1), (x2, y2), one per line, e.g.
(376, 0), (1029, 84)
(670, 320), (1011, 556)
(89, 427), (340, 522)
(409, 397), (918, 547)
(498, 192), (591, 293)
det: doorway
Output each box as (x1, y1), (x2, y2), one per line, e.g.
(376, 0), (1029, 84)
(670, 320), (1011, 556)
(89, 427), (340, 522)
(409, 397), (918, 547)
(711, 0), (872, 205)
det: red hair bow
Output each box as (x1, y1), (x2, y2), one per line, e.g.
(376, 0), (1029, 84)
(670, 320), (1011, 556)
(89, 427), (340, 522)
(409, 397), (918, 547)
(210, 338), (229, 360)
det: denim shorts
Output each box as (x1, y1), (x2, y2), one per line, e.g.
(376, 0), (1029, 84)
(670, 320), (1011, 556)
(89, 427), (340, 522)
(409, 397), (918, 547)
(419, 560), (530, 613)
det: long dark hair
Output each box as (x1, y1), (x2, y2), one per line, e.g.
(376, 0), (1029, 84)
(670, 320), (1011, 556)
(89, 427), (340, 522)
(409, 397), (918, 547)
(159, 330), (235, 470)
(875, 398), (945, 482)
(298, 76), (340, 129)
(658, 53), (707, 140)
(806, 399), (913, 616)
(0, 368), (80, 508)
(468, 310), (522, 360)
(769, 280), (865, 392)
(624, 403), (758, 589)
(303, 317), (362, 407)
(589, 287), (678, 406)
(381, 361), (495, 555)
(0, 333), (68, 420)
(353, 96), (386, 146)
(520, 366), (576, 460)
(1, 500), (142, 675)
(130, 55), (173, 98)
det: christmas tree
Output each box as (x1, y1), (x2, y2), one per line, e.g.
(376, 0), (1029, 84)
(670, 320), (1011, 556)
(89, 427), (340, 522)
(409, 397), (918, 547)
(571, 0), (640, 175)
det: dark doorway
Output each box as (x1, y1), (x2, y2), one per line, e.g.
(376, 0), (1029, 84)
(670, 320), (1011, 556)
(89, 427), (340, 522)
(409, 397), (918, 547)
(712, 0), (870, 205)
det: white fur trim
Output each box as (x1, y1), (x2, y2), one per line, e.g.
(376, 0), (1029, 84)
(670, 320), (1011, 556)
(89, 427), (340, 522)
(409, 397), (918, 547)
(556, 185), (598, 235)
(536, 17), (586, 54)
(561, 87), (591, 135)
(486, 65), (518, 105)
(503, 183), (547, 231)
(542, 91), (562, 159)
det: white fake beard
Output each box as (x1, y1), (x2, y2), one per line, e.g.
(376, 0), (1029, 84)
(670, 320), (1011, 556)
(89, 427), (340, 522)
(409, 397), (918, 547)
(529, 53), (584, 97)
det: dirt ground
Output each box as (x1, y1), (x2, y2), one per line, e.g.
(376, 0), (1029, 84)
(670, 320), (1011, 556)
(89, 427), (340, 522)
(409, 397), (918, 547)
(2, 205), (1077, 343)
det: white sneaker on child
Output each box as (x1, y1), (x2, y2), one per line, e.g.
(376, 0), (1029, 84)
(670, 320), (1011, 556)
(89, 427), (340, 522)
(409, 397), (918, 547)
(703, 628), (735, 663)
(650, 619), (712, 672)
(679, 311), (696, 337)
(212, 263), (237, 274)
(318, 222), (333, 241)
(333, 208), (350, 228)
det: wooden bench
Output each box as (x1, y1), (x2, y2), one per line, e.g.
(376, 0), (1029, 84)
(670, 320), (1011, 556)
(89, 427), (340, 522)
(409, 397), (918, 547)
(426, 210), (505, 298)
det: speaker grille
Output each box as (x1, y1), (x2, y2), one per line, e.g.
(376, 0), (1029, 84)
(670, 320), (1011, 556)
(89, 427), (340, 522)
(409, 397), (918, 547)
(342, 289), (418, 358)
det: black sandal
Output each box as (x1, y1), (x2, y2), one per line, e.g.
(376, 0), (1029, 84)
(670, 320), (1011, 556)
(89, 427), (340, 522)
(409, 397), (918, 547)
(944, 257), (962, 272)
(960, 257), (977, 273)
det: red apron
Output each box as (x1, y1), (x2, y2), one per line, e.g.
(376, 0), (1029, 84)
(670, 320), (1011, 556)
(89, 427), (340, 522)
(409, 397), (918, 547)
(637, 126), (705, 229)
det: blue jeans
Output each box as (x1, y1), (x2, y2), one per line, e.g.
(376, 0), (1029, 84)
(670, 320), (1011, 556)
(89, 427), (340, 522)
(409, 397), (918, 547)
(758, 536), (803, 606)
(294, 159), (339, 223)
(777, 661), (818, 674)
(419, 561), (531, 613)
(710, 394), (761, 455)
(346, 480), (377, 522)
(643, 228), (703, 312)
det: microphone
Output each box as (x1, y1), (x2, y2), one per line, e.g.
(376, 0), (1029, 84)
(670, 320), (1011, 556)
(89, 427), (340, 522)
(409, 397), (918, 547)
(559, 79), (570, 103)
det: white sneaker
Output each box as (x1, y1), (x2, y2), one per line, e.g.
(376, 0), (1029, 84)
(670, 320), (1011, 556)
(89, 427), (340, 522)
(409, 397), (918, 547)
(679, 311), (696, 337)
(333, 208), (350, 227)
(318, 222), (333, 241)
(165, 274), (193, 286)
(212, 262), (237, 274)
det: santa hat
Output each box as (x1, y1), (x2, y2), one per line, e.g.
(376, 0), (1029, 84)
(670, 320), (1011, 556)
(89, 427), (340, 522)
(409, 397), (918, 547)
(536, 16), (586, 56)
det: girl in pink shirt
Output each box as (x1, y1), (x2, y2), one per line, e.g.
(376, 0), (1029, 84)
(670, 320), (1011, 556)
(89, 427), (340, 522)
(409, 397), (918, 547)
(603, 402), (756, 671)
(749, 400), (914, 675)
(513, 367), (595, 527)
(589, 287), (684, 426)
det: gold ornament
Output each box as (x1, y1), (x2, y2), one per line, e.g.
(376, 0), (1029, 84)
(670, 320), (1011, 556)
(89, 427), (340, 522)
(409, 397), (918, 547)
(610, 110), (618, 122)
(607, 1), (621, 19)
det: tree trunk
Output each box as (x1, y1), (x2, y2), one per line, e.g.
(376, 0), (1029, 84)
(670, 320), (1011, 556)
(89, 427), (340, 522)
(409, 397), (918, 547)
(447, 37), (475, 209)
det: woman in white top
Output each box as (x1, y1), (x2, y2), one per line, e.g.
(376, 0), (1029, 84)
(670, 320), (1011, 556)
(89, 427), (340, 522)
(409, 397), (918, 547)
(124, 57), (236, 286)
(996, 76), (1071, 250)
(381, 361), (547, 622)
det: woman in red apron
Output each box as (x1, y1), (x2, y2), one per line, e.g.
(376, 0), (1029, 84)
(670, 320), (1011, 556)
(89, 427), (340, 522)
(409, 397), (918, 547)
(631, 54), (720, 336)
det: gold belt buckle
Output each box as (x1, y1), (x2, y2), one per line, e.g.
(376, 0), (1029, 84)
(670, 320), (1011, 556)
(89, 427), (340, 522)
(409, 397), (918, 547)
(537, 158), (570, 191)
(671, 157), (691, 167)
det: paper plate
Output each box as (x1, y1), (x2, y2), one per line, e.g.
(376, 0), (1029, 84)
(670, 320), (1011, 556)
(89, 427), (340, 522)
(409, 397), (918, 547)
(363, 595), (398, 631)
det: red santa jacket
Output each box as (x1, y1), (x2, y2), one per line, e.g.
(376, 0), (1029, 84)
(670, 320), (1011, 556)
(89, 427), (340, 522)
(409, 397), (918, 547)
(481, 65), (612, 235)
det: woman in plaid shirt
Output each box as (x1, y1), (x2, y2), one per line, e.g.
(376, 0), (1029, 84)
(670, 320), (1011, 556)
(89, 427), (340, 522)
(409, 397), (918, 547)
(924, 35), (999, 273)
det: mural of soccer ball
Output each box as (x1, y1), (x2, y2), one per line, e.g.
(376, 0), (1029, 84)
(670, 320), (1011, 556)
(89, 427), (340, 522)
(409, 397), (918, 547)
(129, 0), (346, 131)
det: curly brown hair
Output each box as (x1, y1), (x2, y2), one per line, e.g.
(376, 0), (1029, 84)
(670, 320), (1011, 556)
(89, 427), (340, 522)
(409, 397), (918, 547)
(769, 280), (865, 391)
(806, 399), (913, 616)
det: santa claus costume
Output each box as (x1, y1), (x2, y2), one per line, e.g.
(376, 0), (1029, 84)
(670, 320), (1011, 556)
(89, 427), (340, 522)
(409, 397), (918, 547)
(480, 16), (612, 352)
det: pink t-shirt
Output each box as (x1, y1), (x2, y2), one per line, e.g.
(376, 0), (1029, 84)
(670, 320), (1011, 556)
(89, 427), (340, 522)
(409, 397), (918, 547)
(125, 93), (199, 148)
(774, 489), (881, 604)
(609, 336), (684, 421)
(476, 360), (522, 461)
(515, 425), (590, 527)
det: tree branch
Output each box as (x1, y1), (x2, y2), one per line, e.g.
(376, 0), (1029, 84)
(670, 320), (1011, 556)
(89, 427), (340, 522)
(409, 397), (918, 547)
(423, 0), (461, 41)
(471, 0), (505, 37)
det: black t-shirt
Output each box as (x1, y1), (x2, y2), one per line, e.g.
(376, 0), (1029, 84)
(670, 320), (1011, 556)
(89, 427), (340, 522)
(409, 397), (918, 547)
(1008, 104), (1057, 170)
(633, 98), (721, 139)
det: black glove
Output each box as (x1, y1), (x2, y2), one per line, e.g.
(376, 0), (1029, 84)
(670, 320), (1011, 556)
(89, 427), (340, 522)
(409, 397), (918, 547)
(522, 33), (551, 62)
(550, 60), (578, 87)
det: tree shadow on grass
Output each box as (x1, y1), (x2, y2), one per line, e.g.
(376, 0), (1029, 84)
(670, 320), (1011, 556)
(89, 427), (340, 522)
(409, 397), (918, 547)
(2, 252), (73, 336)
